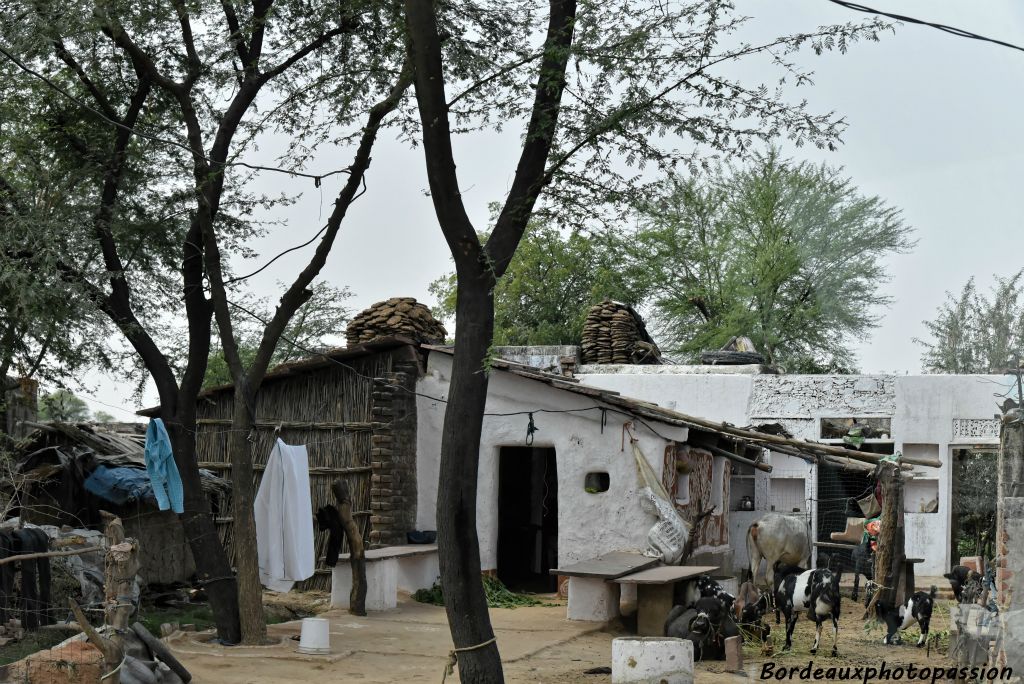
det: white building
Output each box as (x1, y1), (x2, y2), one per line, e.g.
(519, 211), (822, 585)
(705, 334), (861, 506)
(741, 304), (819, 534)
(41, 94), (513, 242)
(572, 363), (1007, 576)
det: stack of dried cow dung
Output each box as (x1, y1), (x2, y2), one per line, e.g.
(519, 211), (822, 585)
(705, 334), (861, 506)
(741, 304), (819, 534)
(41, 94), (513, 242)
(346, 297), (448, 346)
(580, 300), (661, 365)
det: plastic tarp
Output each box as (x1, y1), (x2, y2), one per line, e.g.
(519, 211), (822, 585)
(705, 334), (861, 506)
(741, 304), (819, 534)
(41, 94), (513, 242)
(631, 441), (690, 564)
(84, 465), (155, 506)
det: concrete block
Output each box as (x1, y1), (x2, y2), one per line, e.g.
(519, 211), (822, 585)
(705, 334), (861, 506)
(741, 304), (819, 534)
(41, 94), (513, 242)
(725, 635), (743, 671)
(612, 636), (694, 684)
(396, 553), (440, 593)
(568, 577), (620, 622)
(332, 558), (398, 610)
(619, 583), (638, 614)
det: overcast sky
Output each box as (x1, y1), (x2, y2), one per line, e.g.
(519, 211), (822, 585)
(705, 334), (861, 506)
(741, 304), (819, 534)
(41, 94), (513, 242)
(78, 0), (1024, 420)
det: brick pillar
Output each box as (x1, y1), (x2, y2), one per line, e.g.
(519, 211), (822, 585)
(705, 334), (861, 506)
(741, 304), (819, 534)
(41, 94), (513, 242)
(369, 353), (420, 546)
(996, 410), (1024, 610)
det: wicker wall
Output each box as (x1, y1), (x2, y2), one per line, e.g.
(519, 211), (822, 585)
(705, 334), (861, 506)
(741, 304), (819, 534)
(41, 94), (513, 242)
(193, 345), (421, 590)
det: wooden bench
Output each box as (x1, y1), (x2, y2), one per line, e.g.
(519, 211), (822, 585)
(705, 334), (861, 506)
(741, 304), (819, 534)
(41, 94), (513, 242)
(614, 565), (719, 636)
(331, 544), (438, 611)
(550, 552), (660, 621)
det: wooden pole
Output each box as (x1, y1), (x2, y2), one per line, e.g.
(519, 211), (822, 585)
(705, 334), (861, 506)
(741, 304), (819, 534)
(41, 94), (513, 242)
(689, 441), (773, 473)
(0, 546), (103, 566)
(864, 461), (906, 618)
(332, 479), (367, 616)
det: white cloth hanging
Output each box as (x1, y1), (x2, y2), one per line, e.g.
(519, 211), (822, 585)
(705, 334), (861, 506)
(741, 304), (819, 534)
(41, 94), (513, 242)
(254, 439), (315, 592)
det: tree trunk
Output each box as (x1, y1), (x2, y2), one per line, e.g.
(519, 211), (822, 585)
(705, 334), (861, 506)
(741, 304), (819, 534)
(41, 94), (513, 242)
(164, 416), (241, 644)
(436, 276), (503, 682)
(229, 390), (268, 644)
(332, 479), (366, 616)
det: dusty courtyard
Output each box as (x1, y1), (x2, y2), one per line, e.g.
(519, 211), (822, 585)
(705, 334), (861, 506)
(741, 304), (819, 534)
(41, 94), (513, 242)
(161, 594), (969, 683)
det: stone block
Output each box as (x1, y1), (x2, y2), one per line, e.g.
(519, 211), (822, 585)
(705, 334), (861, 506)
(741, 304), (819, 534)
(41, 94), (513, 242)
(567, 577), (620, 622)
(725, 635), (743, 671)
(611, 637), (693, 684)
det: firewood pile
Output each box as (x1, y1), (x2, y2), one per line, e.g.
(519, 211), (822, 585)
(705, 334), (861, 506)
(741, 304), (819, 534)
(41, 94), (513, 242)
(580, 300), (662, 365)
(346, 297), (447, 347)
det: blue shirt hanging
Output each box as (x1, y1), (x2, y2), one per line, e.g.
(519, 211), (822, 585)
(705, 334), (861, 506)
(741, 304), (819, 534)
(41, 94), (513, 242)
(144, 418), (184, 514)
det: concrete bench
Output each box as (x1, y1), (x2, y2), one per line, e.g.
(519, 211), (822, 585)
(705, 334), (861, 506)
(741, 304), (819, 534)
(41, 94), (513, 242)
(331, 544), (438, 611)
(614, 565), (719, 636)
(550, 552), (662, 622)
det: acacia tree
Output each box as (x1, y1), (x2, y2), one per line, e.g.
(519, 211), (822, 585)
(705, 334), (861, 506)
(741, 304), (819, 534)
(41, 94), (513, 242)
(633, 149), (914, 371)
(917, 270), (1024, 374)
(203, 282), (354, 388)
(1, 0), (409, 642)
(403, 0), (888, 679)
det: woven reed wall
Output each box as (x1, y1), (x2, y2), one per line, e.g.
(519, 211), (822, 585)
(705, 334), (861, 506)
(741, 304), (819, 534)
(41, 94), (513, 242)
(194, 348), (416, 590)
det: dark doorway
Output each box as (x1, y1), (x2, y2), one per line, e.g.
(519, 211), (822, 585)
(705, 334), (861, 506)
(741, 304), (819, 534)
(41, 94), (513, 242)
(815, 462), (873, 572)
(497, 447), (558, 593)
(951, 448), (998, 564)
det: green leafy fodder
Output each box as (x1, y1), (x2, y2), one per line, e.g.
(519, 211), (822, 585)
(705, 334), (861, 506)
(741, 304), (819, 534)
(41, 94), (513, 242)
(413, 576), (557, 609)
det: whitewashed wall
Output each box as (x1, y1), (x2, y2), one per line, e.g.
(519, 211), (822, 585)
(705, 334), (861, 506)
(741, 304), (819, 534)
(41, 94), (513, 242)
(577, 367), (1004, 576)
(416, 352), (687, 570)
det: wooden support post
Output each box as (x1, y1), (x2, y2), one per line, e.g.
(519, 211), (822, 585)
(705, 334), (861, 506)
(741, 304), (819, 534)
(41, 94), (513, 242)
(864, 461), (906, 618)
(332, 479), (367, 616)
(65, 513), (139, 684)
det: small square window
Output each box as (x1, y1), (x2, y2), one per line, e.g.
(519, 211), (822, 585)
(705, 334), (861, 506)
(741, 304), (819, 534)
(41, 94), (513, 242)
(584, 472), (610, 493)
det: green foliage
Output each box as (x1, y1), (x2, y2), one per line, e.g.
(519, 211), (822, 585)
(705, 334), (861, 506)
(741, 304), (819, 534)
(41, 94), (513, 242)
(92, 410), (116, 423)
(429, 223), (647, 346)
(202, 282), (353, 389)
(38, 389), (91, 422)
(917, 270), (1024, 374)
(633, 149), (914, 371)
(412, 576), (555, 609)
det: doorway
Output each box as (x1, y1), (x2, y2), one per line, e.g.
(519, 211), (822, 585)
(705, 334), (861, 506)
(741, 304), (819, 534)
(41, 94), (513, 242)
(497, 447), (558, 593)
(951, 447), (998, 564)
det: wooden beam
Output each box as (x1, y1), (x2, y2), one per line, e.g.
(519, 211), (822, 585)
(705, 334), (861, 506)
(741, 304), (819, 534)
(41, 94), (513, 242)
(0, 545), (104, 566)
(690, 440), (773, 473)
(196, 419), (377, 431)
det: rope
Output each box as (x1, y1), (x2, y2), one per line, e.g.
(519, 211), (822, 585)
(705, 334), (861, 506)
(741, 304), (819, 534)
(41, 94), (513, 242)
(441, 637), (497, 683)
(100, 656), (126, 680)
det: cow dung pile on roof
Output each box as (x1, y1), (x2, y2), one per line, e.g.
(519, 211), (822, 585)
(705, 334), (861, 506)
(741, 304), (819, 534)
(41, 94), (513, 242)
(346, 297), (447, 347)
(580, 299), (662, 365)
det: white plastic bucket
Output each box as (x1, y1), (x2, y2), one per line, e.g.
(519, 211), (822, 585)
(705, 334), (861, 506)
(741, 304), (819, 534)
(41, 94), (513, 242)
(297, 617), (331, 655)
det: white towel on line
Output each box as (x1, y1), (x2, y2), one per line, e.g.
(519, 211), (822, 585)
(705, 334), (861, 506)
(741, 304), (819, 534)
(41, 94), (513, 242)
(254, 438), (315, 592)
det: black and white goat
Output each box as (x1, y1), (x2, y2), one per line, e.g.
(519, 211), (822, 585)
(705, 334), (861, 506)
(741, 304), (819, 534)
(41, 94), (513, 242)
(876, 586), (937, 646)
(771, 561), (806, 624)
(682, 574), (736, 612)
(775, 567), (842, 657)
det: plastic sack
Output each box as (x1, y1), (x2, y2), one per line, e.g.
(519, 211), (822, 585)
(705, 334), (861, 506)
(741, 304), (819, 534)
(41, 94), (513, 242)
(633, 442), (690, 564)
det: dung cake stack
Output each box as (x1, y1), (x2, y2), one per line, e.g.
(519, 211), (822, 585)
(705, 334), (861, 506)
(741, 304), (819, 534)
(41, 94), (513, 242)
(346, 297), (448, 347)
(580, 299), (661, 365)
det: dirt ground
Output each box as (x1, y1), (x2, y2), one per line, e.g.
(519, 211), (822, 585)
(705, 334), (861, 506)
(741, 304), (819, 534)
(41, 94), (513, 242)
(165, 595), (959, 683)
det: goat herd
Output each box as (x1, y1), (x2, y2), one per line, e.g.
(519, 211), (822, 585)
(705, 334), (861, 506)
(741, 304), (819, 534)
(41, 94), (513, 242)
(660, 513), (972, 663)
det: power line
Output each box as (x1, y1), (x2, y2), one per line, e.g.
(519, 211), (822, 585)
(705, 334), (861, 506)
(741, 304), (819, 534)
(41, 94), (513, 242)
(0, 43), (352, 184)
(825, 0), (1024, 54)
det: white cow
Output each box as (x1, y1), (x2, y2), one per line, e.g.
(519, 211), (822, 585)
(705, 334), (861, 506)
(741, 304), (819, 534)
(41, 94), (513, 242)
(746, 513), (810, 590)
